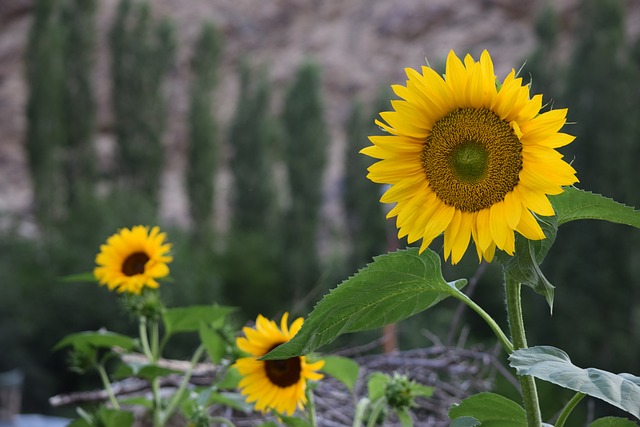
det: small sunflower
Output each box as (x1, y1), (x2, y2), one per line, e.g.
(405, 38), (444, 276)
(234, 313), (324, 416)
(362, 50), (578, 264)
(94, 225), (172, 294)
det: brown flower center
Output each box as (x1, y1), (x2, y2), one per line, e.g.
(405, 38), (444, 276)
(422, 107), (522, 212)
(264, 343), (302, 388)
(121, 252), (150, 276)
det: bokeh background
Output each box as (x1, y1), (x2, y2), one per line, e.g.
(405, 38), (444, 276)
(1, 0), (640, 424)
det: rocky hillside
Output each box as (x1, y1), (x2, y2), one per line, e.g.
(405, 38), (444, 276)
(1, 0), (639, 228)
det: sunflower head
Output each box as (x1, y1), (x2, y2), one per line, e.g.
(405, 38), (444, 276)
(362, 50), (578, 264)
(233, 313), (324, 416)
(94, 225), (173, 294)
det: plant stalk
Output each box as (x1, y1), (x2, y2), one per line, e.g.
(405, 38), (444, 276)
(555, 392), (585, 427)
(306, 384), (318, 427)
(505, 278), (542, 427)
(160, 344), (206, 426)
(450, 287), (514, 353)
(96, 363), (120, 410)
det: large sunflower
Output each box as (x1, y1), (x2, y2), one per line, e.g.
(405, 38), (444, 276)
(362, 50), (578, 264)
(234, 313), (324, 416)
(94, 225), (172, 294)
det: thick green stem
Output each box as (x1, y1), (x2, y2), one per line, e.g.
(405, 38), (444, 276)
(366, 398), (386, 427)
(352, 398), (370, 427)
(449, 288), (514, 353)
(139, 316), (154, 361)
(555, 392), (585, 427)
(160, 344), (206, 427)
(96, 364), (120, 410)
(505, 278), (542, 427)
(306, 384), (317, 427)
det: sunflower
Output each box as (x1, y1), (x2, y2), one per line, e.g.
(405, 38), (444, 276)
(362, 50), (578, 264)
(234, 313), (324, 416)
(94, 225), (172, 294)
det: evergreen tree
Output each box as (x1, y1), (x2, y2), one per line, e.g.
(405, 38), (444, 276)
(344, 98), (388, 269)
(223, 61), (283, 316)
(534, 0), (640, 373)
(187, 22), (223, 242)
(281, 61), (328, 302)
(25, 0), (66, 229)
(60, 0), (98, 208)
(110, 0), (176, 210)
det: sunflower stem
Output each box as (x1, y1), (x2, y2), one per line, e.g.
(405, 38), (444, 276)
(449, 287), (514, 353)
(555, 392), (585, 427)
(366, 398), (386, 427)
(96, 363), (120, 410)
(352, 398), (370, 427)
(151, 319), (160, 362)
(505, 278), (542, 427)
(306, 384), (318, 427)
(160, 344), (206, 427)
(139, 316), (154, 361)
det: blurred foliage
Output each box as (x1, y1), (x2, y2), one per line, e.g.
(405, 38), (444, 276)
(281, 61), (329, 305)
(110, 0), (176, 210)
(187, 22), (223, 243)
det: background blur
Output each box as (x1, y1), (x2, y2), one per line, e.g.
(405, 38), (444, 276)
(1, 0), (640, 423)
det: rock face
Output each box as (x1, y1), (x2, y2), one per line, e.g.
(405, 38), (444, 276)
(1, 0), (638, 225)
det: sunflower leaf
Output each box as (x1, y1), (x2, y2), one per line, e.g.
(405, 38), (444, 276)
(53, 330), (136, 352)
(163, 304), (236, 337)
(448, 392), (526, 426)
(495, 215), (558, 311)
(509, 346), (640, 419)
(321, 355), (360, 393)
(550, 187), (640, 228)
(262, 248), (466, 359)
(589, 417), (639, 427)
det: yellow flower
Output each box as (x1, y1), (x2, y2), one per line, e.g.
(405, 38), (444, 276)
(234, 313), (324, 416)
(362, 50), (578, 264)
(94, 226), (172, 294)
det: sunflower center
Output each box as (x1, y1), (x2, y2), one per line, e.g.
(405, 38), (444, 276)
(121, 252), (150, 276)
(264, 343), (302, 388)
(422, 107), (522, 212)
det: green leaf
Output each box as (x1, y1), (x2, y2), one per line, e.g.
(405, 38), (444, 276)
(495, 215), (557, 311)
(279, 415), (312, 427)
(199, 324), (226, 364)
(450, 416), (481, 427)
(59, 272), (97, 283)
(67, 419), (91, 427)
(368, 372), (391, 401)
(412, 383), (435, 398)
(96, 408), (134, 427)
(54, 330), (136, 352)
(397, 408), (413, 427)
(263, 248), (466, 359)
(509, 346), (640, 419)
(550, 187), (640, 228)
(448, 392), (526, 427)
(217, 366), (241, 389)
(163, 304), (236, 336)
(320, 355), (359, 393)
(590, 417), (639, 426)
(207, 391), (254, 412)
(136, 364), (182, 381)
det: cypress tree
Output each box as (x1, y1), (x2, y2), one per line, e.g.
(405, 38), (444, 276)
(110, 0), (176, 211)
(281, 61), (328, 302)
(536, 0), (640, 372)
(25, 0), (66, 229)
(187, 22), (223, 241)
(60, 0), (98, 208)
(223, 61), (282, 316)
(344, 99), (388, 269)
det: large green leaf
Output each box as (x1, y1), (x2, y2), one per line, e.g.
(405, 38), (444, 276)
(509, 346), (640, 419)
(163, 304), (236, 336)
(495, 215), (557, 310)
(199, 324), (226, 364)
(54, 330), (136, 351)
(321, 355), (360, 393)
(550, 187), (640, 228)
(450, 416), (481, 427)
(262, 248), (466, 359)
(590, 417), (639, 427)
(448, 392), (526, 427)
